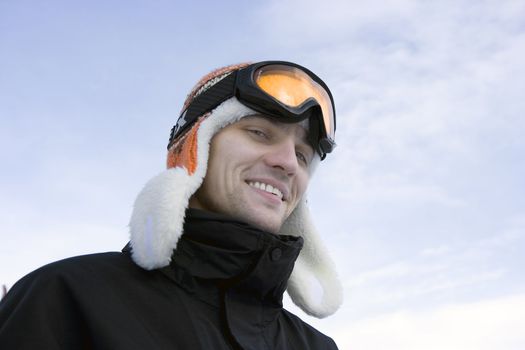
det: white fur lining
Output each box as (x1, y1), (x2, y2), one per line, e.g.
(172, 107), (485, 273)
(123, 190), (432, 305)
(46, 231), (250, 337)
(129, 98), (253, 269)
(281, 200), (344, 318)
(128, 97), (343, 318)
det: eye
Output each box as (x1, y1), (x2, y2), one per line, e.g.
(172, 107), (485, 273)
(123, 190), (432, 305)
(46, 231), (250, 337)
(296, 151), (308, 166)
(247, 128), (268, 139)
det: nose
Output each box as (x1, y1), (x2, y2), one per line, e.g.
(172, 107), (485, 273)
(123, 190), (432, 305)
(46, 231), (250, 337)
(263, 138), (299, 176)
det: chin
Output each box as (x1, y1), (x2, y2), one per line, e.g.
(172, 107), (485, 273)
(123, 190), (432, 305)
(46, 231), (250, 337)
(245, 214), (283, 234)
(234, 200), (287, 234)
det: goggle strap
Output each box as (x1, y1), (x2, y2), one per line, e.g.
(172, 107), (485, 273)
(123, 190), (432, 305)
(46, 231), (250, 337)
(168, 72), (237, 147)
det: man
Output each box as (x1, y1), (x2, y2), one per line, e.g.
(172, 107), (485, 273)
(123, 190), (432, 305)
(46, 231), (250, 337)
(0, 61), (343, 349)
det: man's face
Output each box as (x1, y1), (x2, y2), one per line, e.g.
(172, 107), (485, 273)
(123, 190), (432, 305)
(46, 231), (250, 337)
(189, 115), (314, 233)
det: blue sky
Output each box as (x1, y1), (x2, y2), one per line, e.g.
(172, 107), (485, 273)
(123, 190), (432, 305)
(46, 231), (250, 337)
(1, 1), (524, 348)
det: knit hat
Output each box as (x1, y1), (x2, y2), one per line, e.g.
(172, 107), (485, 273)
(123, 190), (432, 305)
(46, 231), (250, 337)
(129, 62), (343, 318)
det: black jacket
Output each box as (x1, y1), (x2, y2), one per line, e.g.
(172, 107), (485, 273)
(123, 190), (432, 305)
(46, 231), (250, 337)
(0, 209), (338, 349)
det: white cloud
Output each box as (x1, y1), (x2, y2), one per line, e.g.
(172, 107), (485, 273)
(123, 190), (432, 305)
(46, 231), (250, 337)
(319, 218), (525, 322)
(420, 245), (452, 257)
(345, 257), (505, 309)
(268, 2), (525, 267)
(333, 293), (525, 350)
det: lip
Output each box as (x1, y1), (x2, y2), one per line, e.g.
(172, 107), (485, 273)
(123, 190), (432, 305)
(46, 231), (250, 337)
(248, 185), (284, 206)
(245, 178), (290, 202)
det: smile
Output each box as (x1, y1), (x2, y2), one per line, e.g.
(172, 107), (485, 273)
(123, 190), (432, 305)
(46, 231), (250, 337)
(248, 181), (284, 201)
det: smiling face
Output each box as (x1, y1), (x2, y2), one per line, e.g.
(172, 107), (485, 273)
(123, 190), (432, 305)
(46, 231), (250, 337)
(189, 115), (314, 233)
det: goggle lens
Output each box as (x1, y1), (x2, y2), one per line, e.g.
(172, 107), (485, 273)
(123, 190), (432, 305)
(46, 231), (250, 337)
(254, 65), (335, 141)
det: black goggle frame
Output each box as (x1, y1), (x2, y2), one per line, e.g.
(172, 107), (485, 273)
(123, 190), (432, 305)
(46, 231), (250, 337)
(168, 61), (337, 159)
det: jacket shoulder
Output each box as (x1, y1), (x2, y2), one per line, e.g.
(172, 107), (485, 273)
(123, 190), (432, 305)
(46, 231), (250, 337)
(36, 251), (133, 273)
(0, 252), (143, 348)
(1, 251), (148, 308)
(11, 252), (132, 285)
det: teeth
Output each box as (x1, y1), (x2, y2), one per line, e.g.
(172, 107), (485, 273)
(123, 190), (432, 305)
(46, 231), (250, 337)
(248, 181), (284, 200)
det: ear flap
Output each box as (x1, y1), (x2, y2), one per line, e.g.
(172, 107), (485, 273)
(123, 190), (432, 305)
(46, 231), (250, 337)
(129, 98), (256, 270)
(281, 199), (343, 318)
(129, 167), (197, 270)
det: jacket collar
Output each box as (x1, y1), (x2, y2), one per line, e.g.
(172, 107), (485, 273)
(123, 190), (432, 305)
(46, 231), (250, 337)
(123, 209), (306, 347)
(166, 209), (304, 303)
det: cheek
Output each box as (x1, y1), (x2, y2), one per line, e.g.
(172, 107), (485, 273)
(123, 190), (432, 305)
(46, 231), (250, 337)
(212, 135), (260, 169)
(296, 171), (310, 199)
(205, 135), (244, 187)
(286, 172), (309, 217)
(210, 131), (243, 159)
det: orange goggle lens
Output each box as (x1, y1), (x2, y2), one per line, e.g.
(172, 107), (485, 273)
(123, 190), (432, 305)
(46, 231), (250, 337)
(254, 65), (335, 141)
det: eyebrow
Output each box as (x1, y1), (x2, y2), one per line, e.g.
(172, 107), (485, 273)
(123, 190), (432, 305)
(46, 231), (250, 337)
(255, 115), (311, 147)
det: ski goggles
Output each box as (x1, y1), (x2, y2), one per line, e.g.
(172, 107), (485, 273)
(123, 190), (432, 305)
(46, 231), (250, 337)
(169, 61), (337, 159)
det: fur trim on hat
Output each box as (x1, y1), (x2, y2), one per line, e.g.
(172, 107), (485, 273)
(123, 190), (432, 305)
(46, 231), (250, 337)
(129, 98), (343, 318)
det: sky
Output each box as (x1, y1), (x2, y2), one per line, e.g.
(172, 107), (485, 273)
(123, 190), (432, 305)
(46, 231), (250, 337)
(1, 0), (524, 348)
